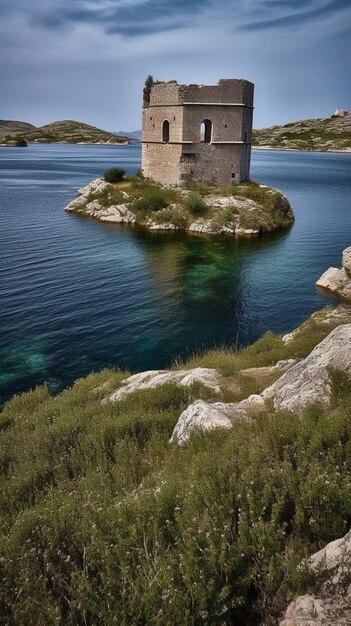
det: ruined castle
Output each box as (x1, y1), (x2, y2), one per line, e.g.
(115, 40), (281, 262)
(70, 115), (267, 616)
(141, 78), (254, 186)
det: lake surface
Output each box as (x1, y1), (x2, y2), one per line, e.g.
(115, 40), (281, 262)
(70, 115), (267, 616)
(0, 144), (350, 404)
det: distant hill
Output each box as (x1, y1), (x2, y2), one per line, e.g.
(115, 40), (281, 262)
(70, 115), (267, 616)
(252, 114), (351, 152)
(117, 130), (141, 141)
(0, 120), (130, 146)
(0, 120), (36, 133)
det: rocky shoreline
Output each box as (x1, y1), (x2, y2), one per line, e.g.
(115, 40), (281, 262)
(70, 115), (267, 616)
(316, 246), (351, 300)
(64, 176), (294, 237)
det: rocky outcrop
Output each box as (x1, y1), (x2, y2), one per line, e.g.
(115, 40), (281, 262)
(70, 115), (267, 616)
(64, 179), (137, 224)
(101, 322), (351, 443)
(99, 205), (136, 223)
(316, 246), (351, 300)
(262, 324), (351, 413)
(104, 367), (222, 402)
(280, 530), (351, 625)
(170, 324), (351, 443)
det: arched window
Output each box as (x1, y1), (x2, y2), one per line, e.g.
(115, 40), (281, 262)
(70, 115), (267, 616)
(162, 120), (170, 143)
(200, 119), (212, 143)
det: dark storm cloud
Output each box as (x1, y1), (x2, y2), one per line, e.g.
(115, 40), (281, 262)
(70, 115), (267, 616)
(1, 0), (349, 36)
(242, 0), (351, 30)
(11, 0), (214, 36)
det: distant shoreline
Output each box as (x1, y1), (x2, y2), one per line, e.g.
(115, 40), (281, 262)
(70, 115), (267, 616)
(252, 146), (351, 154)
(0, 140), (131, 148)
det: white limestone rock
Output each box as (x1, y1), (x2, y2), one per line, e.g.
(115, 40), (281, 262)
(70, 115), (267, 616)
(342, 247), (351, 271)
(282, 328), (300, 344)
(104, 367), (222, 402)
(241, 358), (298, 377)
(78, 177), (111, 197)
(85, 200), (103, 215)
(170, 394), (265, 444)
(170, 400), (233, 444)
(64, 196), (89, 212)
(280, 530), (351, 626)
(316, 246), (351, 300)
(99, 204), (136, 223)
(262, 324), (351, 413)
(188, 220), (214, 234)
(204, 195), (258, 210)
(280, 593), (351, 626)
(148, 222), (177, 231)
(235, 227), (260, 236)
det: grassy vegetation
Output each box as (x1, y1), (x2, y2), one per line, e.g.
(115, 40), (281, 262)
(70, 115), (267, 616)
(1, 306), (351, 625)
(133, 187), (174, 212)
(151, 206), (190, 230)
(184, 192), (207, 215)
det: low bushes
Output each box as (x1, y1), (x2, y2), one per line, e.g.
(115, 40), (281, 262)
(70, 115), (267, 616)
(103, 167), (126, 184)
(15, 138), (28, 147)
(184, 191), (207, 215)
(133, 187), (171, 212)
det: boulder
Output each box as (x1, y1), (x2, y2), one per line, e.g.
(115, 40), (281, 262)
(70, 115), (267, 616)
(316, 246), (351, 300)
(170, 400), (233, 444)
(85, 200), (103, 216)
(99, 205), (136, 223)
(262, 324), (351, 413)
(78, 177), (111, 197)
(104, 367), (222, 402)
(280, 530), (351, 625)
(188, 220), (214, 234)
(64, 196), (88, 212)
(235, 227), (260, 236)
(204, 195), (258, 210)
(148, 222), (178, 231)
(342, 247), (351, 272)
(170, 394), (265, 444)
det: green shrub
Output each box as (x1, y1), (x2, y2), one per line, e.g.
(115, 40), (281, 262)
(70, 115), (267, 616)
(103, 167), (126, 184)
(151, 206), (190, 230)
(15, 137), (28, 147)
(144, 74), (154, 88)
(133, 187), (170, 212)
(184, 191), (207, 214)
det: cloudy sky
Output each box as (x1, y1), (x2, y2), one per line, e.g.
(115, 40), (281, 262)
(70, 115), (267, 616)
(1, 0), (350, 130)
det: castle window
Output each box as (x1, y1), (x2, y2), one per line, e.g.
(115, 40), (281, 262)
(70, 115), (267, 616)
(200, 119), (212, 143)
(162, 120), (170, 143)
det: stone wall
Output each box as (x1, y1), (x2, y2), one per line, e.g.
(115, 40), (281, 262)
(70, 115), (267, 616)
(142, 143), (183, 186)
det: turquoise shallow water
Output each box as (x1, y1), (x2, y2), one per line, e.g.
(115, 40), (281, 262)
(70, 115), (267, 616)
(0, 144), (350, 404)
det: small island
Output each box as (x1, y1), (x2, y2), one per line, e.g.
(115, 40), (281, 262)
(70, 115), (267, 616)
(0, 119), (130, 146)
(64, 172), (294, 237)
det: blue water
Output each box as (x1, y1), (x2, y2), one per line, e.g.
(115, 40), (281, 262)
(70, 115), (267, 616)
(0, 144), (350, 404)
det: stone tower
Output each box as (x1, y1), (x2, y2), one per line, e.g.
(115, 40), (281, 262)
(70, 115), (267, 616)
(141, 78), (254, 186)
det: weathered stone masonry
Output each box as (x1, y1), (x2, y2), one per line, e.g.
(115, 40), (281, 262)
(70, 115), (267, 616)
(141, 78), (254, 186)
